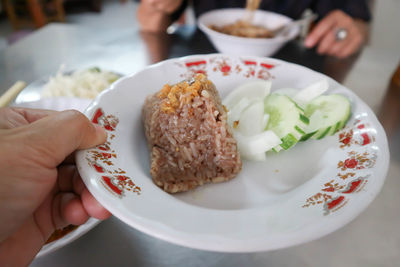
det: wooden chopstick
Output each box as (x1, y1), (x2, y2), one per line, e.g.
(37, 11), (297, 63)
(0, 81), (27, 108)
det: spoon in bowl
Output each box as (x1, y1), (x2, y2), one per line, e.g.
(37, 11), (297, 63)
(273, 13), (317, 38)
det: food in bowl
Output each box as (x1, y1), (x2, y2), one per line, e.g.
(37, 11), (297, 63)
(142, 74), (242, 193)
(209, 20), (274, 38)
(208, 0), (273, 38)
(41, 67), (120, 99)
(198, 9), (300, 56)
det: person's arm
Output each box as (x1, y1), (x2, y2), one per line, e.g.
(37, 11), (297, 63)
(137, 0), (187, 32)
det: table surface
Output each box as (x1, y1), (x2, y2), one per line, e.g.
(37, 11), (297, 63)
(1, 23), (399, 267)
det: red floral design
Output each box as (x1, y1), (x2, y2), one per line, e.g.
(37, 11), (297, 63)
(303, 117), (377, 215)
(176, 56), (277, 80)
(86, 108), (141, 198)
(177, 59), (208, 79)
(322, 180), (345, 192)
(324, 196), (347, 215)
(340, 176), (368, 194)
(339, 129), (354, 148)
(338, 151), (376, 171)
(91, 108), (119, 132)
(303, 193), (332, 208)
(338, 122), (375, 148)
(344, 158), (358, 169)
(337, 172), (356, 180)
(257, 62), (275, 80)
(210, 57), (232, 76)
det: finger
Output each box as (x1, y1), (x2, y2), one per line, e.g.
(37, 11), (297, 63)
(10, 107), (57, 123)
(26, 110), (107, 167)
(62, 153), (76, 165)
(316, 30), (336, 54)
(73, 172), (85, 195)
(336, 35), (362, 58)
(57, 162), (88, 195)
(0, 107), (56, 129)
(327, 37), (352, 57)
(62, 194), (89, 225)
(0, 107), (27, 128)
(52, 192), (89, 229)
(304, 15), (337, 48)
(57, 165), (76, 192)
(81, 188), (112, 220)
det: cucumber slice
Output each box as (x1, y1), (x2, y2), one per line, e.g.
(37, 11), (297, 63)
(304, 94), (351, 139)
(264, 94), (308, 150)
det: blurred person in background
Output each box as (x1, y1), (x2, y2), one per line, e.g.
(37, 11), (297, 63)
(137, 0), (371, 58)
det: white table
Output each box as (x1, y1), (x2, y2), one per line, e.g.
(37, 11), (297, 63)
(0, 23), (399, 267)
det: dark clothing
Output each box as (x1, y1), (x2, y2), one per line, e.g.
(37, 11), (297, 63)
(175, 0), (371, 22)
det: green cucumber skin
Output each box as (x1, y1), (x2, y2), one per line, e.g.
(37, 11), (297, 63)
(295, 125), (306, 135)
(280, 133), (298, 150)
(316, 126), (332, 140)
(300, 131), (316, 141)
(305, 94), (351, 140)
(272, 146), (282, 153)
(330, 121), (342, 135)
(291, 99), (305, 112)
(264, 94), (310, 152)
(299, 114), (310, 125)
(339, 110), (352, 131)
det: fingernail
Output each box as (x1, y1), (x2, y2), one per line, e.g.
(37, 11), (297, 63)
(94, 124), (107, 140)
(304, 38), (313, 48)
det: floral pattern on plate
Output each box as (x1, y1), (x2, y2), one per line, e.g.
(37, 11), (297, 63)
(175, 56), (276, 80)
(302, 116), (378, 215)
(86, 108), (141, 198)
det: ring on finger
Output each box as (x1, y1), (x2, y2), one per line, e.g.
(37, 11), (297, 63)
(335, 28), (348, 41)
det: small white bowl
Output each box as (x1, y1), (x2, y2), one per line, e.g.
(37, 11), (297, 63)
(198, 8), (300, 57)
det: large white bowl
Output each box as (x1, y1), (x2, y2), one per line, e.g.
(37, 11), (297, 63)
(198, 8), (300, 57)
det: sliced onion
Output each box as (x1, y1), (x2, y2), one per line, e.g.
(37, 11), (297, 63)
(293, 79), (329, 108)
(223, 80), (271, 109)
(262, 113), (270, 130)
(237, 100), (264, 136)
(234, 130), (282, 157)
(305, 109), (324, 133)
(273, 88), (298, 98)
(227, 97), (250, 127)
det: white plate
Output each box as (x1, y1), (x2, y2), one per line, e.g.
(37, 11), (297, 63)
(76, 54), (389, 252)
(12, 97), (101, 257)
(37, 218), (100, 257)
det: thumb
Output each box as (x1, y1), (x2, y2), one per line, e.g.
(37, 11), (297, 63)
(25, 110), (107, 167)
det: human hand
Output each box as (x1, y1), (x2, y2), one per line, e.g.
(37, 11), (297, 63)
(141, 0), (183, 14)
(304, 10), (368, 58)
(0, 108), (111, 266)
(138, 0), (183, 32)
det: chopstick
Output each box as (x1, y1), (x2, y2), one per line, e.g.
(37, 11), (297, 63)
(0, 81), (27, 108)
